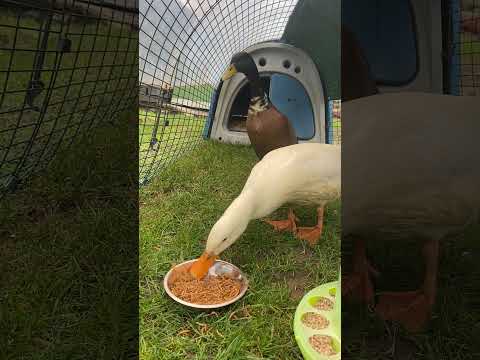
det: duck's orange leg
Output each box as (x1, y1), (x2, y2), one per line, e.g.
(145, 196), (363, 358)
(375, 238), (439, 332)
(264, 208), (298, 233)
(296, 207), (325, 246)
(342, 238), (379, 306)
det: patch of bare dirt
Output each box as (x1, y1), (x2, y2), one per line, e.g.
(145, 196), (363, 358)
(286, 270), (310, 301)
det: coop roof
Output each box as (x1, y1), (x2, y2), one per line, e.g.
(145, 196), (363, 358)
(282, 0), (340, 100)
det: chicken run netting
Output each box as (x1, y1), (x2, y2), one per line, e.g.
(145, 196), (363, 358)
(138, 0), (341, 186)
(0, 0), (138, 199)
(1, 1), (476, 197)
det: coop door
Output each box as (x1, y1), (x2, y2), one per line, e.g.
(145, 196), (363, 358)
(269, 74), (315, 140)
(342, 0), (418, 86)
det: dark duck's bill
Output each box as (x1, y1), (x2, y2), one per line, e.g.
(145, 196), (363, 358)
(222, 64), (238, 81)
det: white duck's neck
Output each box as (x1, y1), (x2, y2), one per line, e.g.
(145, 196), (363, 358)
(224, 190), (255, 221)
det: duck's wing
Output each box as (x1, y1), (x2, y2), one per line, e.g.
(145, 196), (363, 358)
(246, 105), (297, 159)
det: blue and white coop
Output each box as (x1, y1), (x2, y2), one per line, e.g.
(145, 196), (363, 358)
(206, 42), (328, 145)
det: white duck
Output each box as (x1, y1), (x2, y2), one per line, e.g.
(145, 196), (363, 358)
(204, 142), (340, 258)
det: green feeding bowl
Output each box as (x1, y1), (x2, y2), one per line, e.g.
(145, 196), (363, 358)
(294, 278), (341, 359)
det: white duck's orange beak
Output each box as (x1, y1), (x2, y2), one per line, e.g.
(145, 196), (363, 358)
(189, 251), (218, 279)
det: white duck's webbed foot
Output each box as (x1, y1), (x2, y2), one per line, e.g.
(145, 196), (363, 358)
(375, 238), (439, 332)
(263, 208), (298, 233)
(296, 206), (324, 246)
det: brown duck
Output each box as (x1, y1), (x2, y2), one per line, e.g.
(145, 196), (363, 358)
(221, 53), (326, 246)
(221, 52), (297, 159)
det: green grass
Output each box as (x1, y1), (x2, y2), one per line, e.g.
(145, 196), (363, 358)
(460, 33), (480, 55)
(138, 100), (342, 184)
(138, 109), (206, 182)
(330, 117), (341, 145)
(1, 111), (138, 359)
(172, 84), (214, 103)
(139, 141), (341, 360)
(459, 32), (480, 94)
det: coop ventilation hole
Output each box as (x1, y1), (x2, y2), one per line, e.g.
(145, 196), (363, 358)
(283, 60), (292, 69)
(259, 58), (267, 66)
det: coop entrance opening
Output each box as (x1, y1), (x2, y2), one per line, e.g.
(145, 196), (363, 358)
(226, 73), (315, 140)
(227, 76), (270, 131)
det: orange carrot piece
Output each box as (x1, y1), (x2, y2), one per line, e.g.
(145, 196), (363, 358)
(189, 252), (217, 279)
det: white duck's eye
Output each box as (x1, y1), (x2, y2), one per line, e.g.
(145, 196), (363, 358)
(221, 238), (228, 242)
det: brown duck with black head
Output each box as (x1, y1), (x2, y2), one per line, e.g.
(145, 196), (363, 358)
(221, 52), (297, 160)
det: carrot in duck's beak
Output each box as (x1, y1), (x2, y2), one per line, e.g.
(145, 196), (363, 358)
(189, 251), (217, 279)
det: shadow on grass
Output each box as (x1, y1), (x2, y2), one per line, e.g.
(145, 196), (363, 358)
(1, 110), (138, 359)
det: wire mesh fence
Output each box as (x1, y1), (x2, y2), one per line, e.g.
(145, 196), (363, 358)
(139, 0), (302, 186)
(328, 99), (341, 145)
(0, 0), (138, 199)
(451, 0), (480, 95)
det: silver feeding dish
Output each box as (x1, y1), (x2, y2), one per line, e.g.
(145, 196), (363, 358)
(163, 259), (249, 309)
